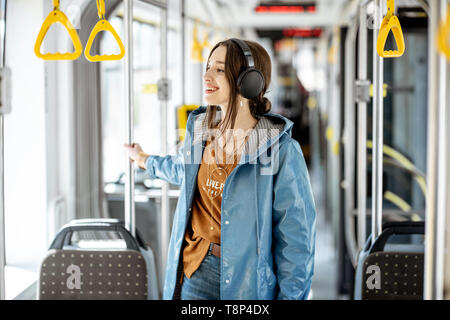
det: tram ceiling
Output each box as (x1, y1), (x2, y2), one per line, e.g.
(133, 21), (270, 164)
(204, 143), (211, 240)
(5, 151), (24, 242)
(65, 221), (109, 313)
(212, 0), (350, 29)
(69, 0), (430, 31)
(188, 0), (430, 30)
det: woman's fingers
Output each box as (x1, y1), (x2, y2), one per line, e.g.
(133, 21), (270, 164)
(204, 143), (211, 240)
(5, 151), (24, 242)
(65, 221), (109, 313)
(123, 143), (137, 150)
(123, 143), (143, 162)
(123, 144), (134, 158)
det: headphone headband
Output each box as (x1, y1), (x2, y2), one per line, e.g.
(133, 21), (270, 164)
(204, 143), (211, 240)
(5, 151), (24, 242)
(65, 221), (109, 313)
(230, 38), (255, 68)
(228, 38), (265, 99)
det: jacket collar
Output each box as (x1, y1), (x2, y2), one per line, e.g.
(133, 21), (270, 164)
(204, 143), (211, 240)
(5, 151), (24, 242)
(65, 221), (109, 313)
(190, 106), (292, 163)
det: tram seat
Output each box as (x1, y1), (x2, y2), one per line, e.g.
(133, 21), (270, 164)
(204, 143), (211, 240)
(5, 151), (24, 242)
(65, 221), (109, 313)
(354, 221), (424, 300)
(383, 244), (424, 253)
(37, 219), (159, 300)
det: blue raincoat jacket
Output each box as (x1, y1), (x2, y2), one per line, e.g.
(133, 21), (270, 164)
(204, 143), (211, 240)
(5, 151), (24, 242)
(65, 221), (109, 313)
(145, 106), (316, 300)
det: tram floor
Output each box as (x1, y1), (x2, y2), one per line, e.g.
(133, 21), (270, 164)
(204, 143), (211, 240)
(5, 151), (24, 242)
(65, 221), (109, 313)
(309, 165), (339, 300)
(310, 218), (339, 299)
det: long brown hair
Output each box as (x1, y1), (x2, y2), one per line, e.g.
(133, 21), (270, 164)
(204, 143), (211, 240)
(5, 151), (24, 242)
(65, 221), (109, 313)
(205, 39), (272, 134)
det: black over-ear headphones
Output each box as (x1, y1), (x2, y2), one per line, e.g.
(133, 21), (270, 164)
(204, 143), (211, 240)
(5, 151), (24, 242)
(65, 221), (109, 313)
(229, 38), (265, 99)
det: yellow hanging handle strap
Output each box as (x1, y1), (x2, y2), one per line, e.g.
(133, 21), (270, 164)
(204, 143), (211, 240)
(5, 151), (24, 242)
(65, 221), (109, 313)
(34, 0), (83, 60)
(84, 0), (125, 62)
(201, 30), (211, 51)
(437, 4), (450, 60)
(377, 0), (406, 58)
(191, 22), (204, 63)
(96, 0), (105, 19)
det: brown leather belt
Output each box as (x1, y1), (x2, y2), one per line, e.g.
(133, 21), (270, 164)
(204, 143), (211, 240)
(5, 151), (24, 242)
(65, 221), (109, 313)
(208, 243), (221, 258)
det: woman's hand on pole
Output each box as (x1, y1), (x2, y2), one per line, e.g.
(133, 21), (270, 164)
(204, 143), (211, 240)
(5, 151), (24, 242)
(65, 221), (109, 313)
(123, 143), (149, 169)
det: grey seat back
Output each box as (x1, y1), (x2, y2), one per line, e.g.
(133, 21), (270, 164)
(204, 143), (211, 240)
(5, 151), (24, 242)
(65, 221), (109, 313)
(38, 249), (148, 300)
(354, 221), (425, 300)
(361, 251), (423, 300)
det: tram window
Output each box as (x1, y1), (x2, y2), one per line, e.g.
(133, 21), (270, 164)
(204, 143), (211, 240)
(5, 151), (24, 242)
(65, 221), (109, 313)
(365, 28), (428, 218)
(3, 0), (48, 299)
(101, 4), (181, 185)
(385, 30), (427, 215)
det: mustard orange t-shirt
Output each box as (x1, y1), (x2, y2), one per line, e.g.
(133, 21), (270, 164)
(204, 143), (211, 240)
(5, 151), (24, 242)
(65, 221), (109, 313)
(183, 140), (238, 278)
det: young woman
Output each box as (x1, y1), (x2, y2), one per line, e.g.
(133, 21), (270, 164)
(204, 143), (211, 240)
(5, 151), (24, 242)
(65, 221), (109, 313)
(124, 39), (316, 300)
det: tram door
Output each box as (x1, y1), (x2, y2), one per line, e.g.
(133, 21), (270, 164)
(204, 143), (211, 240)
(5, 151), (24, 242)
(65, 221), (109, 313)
(101, 0), (171, 295)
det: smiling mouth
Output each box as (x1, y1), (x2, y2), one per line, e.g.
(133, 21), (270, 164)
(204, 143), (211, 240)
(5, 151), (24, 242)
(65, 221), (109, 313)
(205, 87), (219, 94)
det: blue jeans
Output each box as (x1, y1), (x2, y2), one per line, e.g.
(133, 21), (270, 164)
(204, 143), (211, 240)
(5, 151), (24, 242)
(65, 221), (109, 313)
(181, 254), (220, 300)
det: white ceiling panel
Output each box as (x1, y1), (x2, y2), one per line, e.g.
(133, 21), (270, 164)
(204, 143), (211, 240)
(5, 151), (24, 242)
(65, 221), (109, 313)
(193, 0), (351, 29)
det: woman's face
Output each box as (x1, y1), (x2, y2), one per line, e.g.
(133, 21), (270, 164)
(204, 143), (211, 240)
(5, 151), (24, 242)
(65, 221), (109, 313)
(203, 45), (231, 107)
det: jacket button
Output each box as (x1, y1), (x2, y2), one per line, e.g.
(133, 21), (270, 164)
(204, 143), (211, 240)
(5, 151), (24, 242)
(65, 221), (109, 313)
(225, 220), (229, 225)
(189, 208), (192, 212)
(225, 279), (230, 284)
(186, 151), (191, 156)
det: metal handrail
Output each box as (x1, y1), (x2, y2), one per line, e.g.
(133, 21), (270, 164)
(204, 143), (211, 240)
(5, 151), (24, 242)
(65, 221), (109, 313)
(343, 14), (359, 267)
(124, 0), (135, 237)
(424, 0), (448, 301)
(0, 112), (4, 300)
(372, 0), (384, 244)
(356, 2), (369, 252)
(159, 6), (170, 286)
(0, 0), (7, 301)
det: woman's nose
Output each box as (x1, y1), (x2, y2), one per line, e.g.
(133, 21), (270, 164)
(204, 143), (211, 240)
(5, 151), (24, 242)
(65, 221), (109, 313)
(203, 69), (212, 82)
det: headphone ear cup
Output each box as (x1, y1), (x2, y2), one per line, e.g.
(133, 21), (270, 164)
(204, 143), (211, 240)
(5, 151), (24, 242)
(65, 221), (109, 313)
(237, 68), (265, 99)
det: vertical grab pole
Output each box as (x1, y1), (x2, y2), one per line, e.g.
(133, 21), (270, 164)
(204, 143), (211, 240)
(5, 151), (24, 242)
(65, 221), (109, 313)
(424, 0), (447, 301)
(0, 115), (4, 300)
(371, 0), (384, 244)
(357, 3), (368, 250)
(0, 0), (7, 301)
(439, 0), (448, 301)
(160, 6), (169, 283)
(181, 0), (186, 104)
(446, 17), (450, 300)
(344, 20), (358, 266)
(124, 0), (135, 237)
(436, 0), (448, 301)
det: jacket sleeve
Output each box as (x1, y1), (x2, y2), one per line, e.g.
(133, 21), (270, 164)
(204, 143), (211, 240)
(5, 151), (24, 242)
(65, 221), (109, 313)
(272, 139), (316, 300)
(144, 143), (186, 186)
(143, 109), (202, 185)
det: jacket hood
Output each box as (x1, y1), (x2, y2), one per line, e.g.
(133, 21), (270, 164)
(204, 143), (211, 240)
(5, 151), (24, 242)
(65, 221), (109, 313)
(190, 106), (294, 164)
